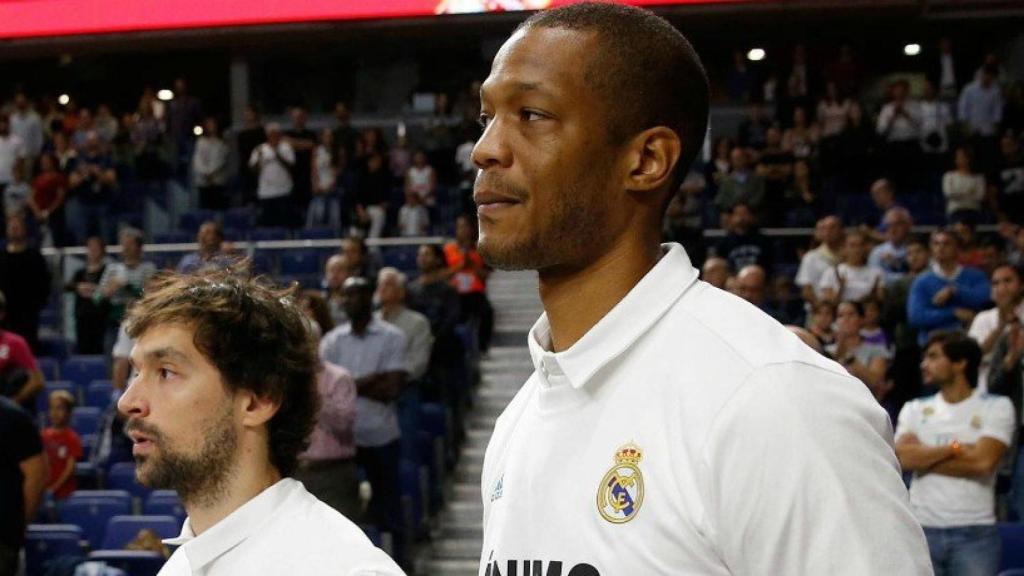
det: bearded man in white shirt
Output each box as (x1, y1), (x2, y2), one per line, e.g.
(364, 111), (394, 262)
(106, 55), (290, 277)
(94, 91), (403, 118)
(472, 3), (932, 574)
(117, 270), (404, 576)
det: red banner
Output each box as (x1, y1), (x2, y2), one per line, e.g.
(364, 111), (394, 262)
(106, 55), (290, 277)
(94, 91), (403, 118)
(0, 0), (753, 40)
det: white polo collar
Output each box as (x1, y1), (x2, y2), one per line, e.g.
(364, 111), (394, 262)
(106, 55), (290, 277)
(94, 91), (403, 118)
(527, 243), (699, 390)
(163, 477), (297, 571)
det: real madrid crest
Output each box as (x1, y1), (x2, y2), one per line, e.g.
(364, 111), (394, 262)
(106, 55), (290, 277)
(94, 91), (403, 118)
(970, 414), (982, 429)
(597, 442), (645, 524)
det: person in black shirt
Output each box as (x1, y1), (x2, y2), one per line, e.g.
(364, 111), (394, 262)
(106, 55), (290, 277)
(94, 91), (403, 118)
(355, 152), (391, 239)
(236, 106), (265, 206)
(65, 236), (109, 354)
(0, 214), (50, 352)
(713, 203), (773, 275)
(286, 107), (317, 220)
(0, 397), (47, 575)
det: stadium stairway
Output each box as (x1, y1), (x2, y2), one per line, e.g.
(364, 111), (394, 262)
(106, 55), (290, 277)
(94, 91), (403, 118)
(417, 270), (542, 576)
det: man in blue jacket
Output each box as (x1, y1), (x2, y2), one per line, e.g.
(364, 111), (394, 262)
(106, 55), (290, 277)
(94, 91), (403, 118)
(908, 229), (991, 346)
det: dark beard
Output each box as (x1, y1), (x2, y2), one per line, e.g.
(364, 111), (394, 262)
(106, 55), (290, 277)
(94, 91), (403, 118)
(131, 408), (238, 508)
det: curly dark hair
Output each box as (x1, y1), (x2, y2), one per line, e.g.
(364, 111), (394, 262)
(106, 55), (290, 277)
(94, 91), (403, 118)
(125, 269), (319, 477)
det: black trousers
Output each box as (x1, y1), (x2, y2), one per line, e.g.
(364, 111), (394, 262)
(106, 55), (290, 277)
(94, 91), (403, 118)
(356, 440), (404, 565)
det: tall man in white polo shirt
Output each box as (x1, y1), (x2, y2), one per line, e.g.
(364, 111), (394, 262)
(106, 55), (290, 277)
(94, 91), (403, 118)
(117, 271), (404, 576)
(472, 3), (932, 574)
(895, 331), (1014, 576)
(248, 122), (296, 228)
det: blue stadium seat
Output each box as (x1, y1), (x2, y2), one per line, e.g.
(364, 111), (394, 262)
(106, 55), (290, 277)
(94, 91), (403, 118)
(75, 462), (100, 489)
(382, 246), (419, 274)
(280, 250), (320, 275)
(250, 227), (289, 241)
(39, 336), (72, 360)
(71, 407), (102, 437)
(106, 462), (151, 500)
(86, 380), (117, 410)
(296, 227), (336, 240)
(144, 490), (186, 524)
(37, 380), (79, 413)
(224, 207), (256, 230)
(37, 356), (61, 381)
(102, 515), (180, 549)
(178, 209), (218, 233)
(87, 551), (164, 576)
(1000, 522), (1024, 571)
(81, 434), (97, 462)
(59, 492), (133, 548)
(25, 525), (84, 575)
(63, 356), (109, 389)
(40, 305), (61, 328)
(152, 231), (192, 244)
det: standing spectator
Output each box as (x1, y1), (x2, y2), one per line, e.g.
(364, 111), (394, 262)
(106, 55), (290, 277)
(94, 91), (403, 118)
(69, 108), (96, 152)
(864, 178), (903, 239)
(295, 359), (360, 521)
(376, 268), (434, 385)
(987, 274), (1024, 522)
(737, 103), (771, 151)
(928, 38), (966, 103)
(94, 104), (118, 144)
(65, 236), (109, 354)
(782, 106), (819, 161)
(131, 100), (165, 182)
(389, 135), (413, 184)
(236, 106), (264, 205)
(165, 77), (203, 180)
(50, 131), (77, 174)
(332, 102), (360, 162)
(408, 244), (463, 413)
(0, 215), (50, 352)
(308, 128), (341, 230)
(398, 189), (430, 238)
(714, 147), (765, 217)
(877, 80), (922, 185)
(908, 229), (991, 346)
(322, 254), (351, 328)
(454, 129), (477, 194)
(755, 126), (794, 226)
(96, 227), (157, 353)
(834, 101), (875, 197)
(66, 132), (117, 244)
(992, 133), (1024, 223)
(0, 113), (27, 226)
(868, 207), (914, 286)
(249, 123), (296, 228)
(354, 152), (390, 239)
(404, 150), (437, 208)
(286, 107), (317, 217)
(817, 81), (852, 174)
(919, 80), (954, 167)
(9, 91), (43, 161)
(796, 215), (844, 307)
(958, 65), (1004, 173)
(826, 44), (863, 99)
(827, 301), (891, 400)
(783, 44), (813, 116)
(819, 229), (884, 304)
(895, 332), (1013, 576)
(2, 163), (30, 223)
(0, 290), (45, 412)
(725, 51), (756, 104)
(943, 146), (987, 220)
(882, 235), (931, 414)
(192, 117), (230, 210)
(28, 152), (68, 247)
(319, 277), (407, 565)
(177, 220), (232, 274)
(42, 390), (82, 500)
(300, 290), (335, 338)
(969, 263), (1024, 392)
(713, 203), (773, 274)
(0, 397), (47, 575)
(445, 214), (494, 354)
(663, 169), (709, 266)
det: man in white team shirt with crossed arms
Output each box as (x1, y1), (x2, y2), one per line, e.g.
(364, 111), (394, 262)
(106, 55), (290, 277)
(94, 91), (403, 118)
(471, 3), (932, 574)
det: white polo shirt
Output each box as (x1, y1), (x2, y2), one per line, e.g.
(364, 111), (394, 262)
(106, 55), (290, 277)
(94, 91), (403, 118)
(159, 478), (404, 575)
(480, 243), (932, 575)
(895, 390), (1015, 528)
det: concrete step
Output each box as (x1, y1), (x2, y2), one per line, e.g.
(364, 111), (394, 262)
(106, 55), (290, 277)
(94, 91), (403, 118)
(421, 558), (480, 576)
(455, 461), (484, 484)
(428, 538), (484, 560)
(443, 501), (485, 525)
(453, 482), (482, 502)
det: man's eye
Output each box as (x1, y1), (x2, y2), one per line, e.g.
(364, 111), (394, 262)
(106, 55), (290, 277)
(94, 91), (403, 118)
(159, 368), (175, 380)
(520, 109), (546, 122)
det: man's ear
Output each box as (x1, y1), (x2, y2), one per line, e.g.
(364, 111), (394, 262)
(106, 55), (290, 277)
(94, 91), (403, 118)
(238, 390), (281, 428)
(622, 126), (682, 195)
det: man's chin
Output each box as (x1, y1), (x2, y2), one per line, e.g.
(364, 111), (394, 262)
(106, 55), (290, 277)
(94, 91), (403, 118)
(478, 238), (539, 271)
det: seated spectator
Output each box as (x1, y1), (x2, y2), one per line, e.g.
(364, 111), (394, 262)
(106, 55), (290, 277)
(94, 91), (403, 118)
(714, 147), (765, 217)
(307, 128), (342, 230)
(819, 230), (883, 304)
(0, 396), (46, 576)
(700, 256), (731, 290)
(737, 102), (771, 150)
(663, 169), (708, 266)
(827, 301), (891, 400)
(736, 265), (784, 322)
(398, 190), (430, 237)
(42, 390), (82, 500)
(754, 126), (793, 226)
(943, 146), (986, 220)
(3, 163), (30, 224)
(950, 214), (986, 271)
(65, 236), (110, 354)
(0, 290), (44, 413)
(782, 106), (819, 161)
(712, 203), (773, 274)
(796, 215), (844, 307)
(771, 274), (805, 326)
(300, 290), (335, 339)
(908, 229), (992, 346)
(177, 220), (233, 274)
(66, 131), (117, 244)
(895, 332), (1013, 576)
(0, 113), (29, 204)
(706, 137), (733, 192)
(863, 178), (904, 240)
(860, 298), (889, 350)
(340, 235), (380, 282)
(868, 207), (914, 286)
(445, 215), (494, 354)
(781, 159), (817, 227)
(192, 117), (230, 211)
(407, 243), (463, 410)
(376, 268), (433, 385)
(969, 263), (1024, 391)
(322, 254), (351, 327)
(993, 132), (1024, 224)
(807, 301), (836, 348)
(404, 150), (437, 208)
(28, 152), (69, 247)
(0, 214), (50, 352)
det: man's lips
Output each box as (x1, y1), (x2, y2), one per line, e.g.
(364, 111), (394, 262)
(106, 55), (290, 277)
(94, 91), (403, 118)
(474, 189), (522, 217)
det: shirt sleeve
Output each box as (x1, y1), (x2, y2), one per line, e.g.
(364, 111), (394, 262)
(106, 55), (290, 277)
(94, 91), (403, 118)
(982, 396), (1017, 447)
(967, 310), (994, 343)
(7, 335), (39, 371)
(318, 363), (357, 439)
(894, 400), (921, 441)
(69, 430), (83, 460)
(704, 362), (932, 575)
(406, 315), (435, 381)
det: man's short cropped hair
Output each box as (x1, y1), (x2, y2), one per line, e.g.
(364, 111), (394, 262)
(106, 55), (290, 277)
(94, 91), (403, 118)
(125, 270), (319, 477)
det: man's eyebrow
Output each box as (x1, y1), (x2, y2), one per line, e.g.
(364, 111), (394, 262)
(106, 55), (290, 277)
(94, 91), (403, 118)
(481, 80), (550, 100)
(142, 347), (192, 365)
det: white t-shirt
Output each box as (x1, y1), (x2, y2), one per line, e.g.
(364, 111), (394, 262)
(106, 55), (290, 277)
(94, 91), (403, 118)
(480, 243), (932, 576)
(876, 101), (921, 142)
(398, 204), (429, 237)
(313, 146), (336, 193)
(895, 390), (1015, 528)
(943, 171), (986, 215)
(249, 142), (296, 200)
(406, 165), (434, 205)
(455, 141), (475, 174)
(794, 245), (837, 298)
(818, 263), (883, 302)
(968, 302), (1024, 393)
(159, 478), (402, 575)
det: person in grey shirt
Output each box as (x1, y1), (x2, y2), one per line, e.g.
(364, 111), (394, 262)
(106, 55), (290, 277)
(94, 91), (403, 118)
(376, 267), (434, 383)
